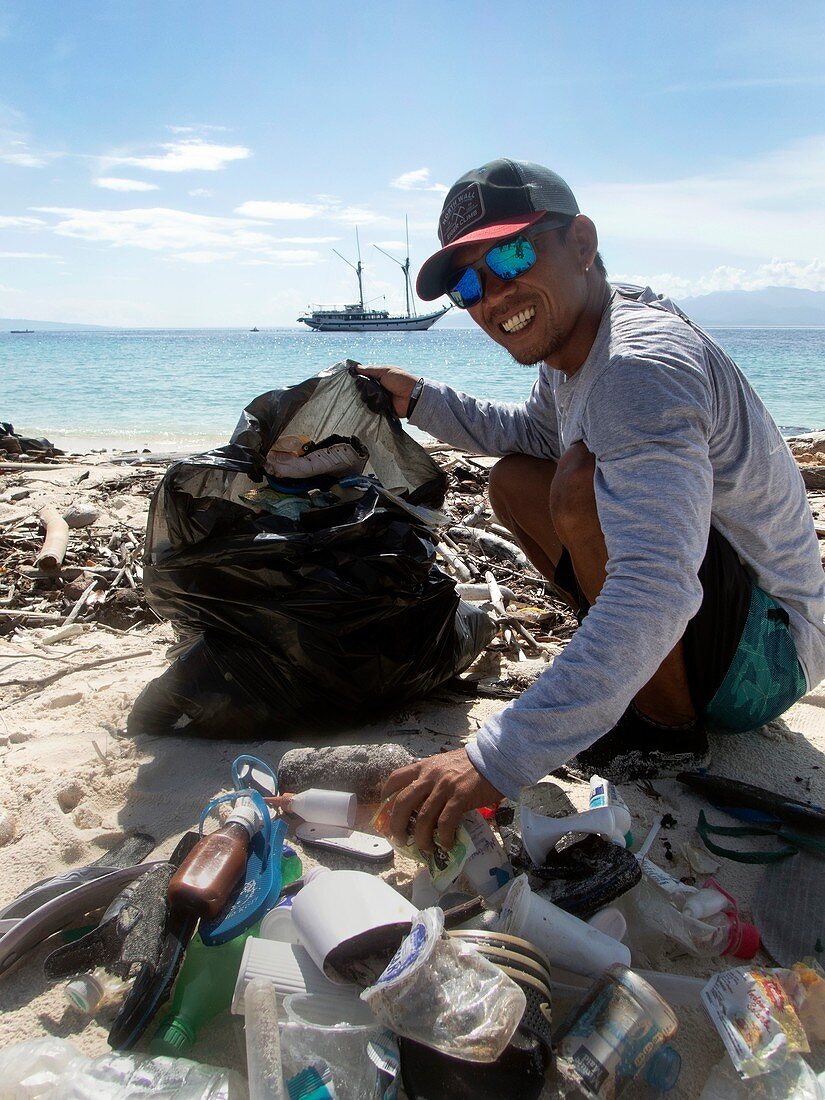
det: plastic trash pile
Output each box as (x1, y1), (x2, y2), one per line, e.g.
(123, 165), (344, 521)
(1, 746), (824, 1100)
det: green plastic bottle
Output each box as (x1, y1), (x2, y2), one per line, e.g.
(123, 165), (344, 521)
(151, 927), (257, 1054)
(151, 848), (302, 1055)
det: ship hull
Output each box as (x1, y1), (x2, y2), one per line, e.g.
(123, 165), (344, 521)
(297, 306), (449, 333)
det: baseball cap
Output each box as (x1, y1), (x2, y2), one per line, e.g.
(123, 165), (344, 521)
(416, 158), (580, 301)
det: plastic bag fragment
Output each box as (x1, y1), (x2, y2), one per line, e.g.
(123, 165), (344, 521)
(361, 908), (525, 1063)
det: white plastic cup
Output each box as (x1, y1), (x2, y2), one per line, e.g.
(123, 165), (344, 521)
(498, 875), (631, 978)
(260, 902), (299, 944)
(291, 870), (416, 980)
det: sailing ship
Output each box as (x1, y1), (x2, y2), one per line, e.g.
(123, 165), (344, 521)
(297, 223), (450, 333)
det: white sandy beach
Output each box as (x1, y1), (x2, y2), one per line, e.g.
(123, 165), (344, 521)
(0, 447), (824, 1098)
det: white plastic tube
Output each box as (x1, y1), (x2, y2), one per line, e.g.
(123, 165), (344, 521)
(244, 977), (285, 1099)
(498, 876), (631, 978)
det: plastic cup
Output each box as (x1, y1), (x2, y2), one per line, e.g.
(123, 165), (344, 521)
(553, 965), (678, 1099)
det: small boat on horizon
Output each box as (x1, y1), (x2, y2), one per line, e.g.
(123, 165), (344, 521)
(297, 223), (450, 333)
(10, 329), (34, 334)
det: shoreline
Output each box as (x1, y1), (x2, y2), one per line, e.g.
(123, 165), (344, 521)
(14, 424), (825, 458)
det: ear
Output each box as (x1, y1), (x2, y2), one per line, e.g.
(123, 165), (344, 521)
(570, 215), (598, 272)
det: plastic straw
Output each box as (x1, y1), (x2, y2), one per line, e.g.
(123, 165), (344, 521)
(245, 977), (285, 1099)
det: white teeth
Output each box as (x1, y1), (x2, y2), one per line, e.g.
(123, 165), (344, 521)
(501, 306), (536, 333)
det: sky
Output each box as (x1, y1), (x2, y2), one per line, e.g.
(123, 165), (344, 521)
(1, 0), (824, 327)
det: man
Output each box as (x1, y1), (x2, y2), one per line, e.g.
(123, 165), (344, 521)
(357, 158), (825, 853)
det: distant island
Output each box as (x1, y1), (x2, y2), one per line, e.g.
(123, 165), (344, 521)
(674, 287), (825, 327)
(5, 287), (825, 331)
(2, 317), (110, 332)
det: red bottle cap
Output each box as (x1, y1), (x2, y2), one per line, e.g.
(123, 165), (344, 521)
(726, 918), (761, 959)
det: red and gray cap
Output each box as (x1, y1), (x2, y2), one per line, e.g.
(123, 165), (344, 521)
(416, 158), (580, 301)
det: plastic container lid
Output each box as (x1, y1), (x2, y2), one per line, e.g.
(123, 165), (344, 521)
(65, 972), (105, 1012)
(646, 1044), (682, 1091)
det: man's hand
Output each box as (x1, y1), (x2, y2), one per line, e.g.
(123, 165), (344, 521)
(355, 365), (418, 418)
(380, 748), (503, 853)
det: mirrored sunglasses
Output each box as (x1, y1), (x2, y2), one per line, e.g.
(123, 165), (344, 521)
(445, 235), (539, 309)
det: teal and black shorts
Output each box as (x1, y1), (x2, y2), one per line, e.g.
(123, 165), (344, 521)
(682, 529), (807, 731)
(555, 528), (807, 733)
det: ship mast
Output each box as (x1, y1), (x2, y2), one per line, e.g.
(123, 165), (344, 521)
(373, 216), (416, 318)
(333, 227), (365, 310)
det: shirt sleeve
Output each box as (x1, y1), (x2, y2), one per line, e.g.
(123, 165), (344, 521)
(467, 351), (715, 797)
(410, 366), (561, 460)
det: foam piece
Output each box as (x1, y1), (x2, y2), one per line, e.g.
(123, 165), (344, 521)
(277, 744), (415, 803)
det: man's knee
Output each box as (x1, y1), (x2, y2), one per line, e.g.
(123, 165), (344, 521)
(488, 453), (554, 520)
(550, 442), (597, 539)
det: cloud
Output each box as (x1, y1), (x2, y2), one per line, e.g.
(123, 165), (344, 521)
(33, 206), (273, 252)
(0, 215), (45, 228)
(0, 251), (61, 259)
(94, 177), (160, 192)
(390, 168), (448, 194)
(168, 124), (229, 135)
(175, 248), (321, 266)
(0, 149), (47, 168)
(236, 198), (387, 226)
(188, 188), (214, 198)
(667, 75), (825, 93)
(615, 258), (825, 299)
(274, 236), (338, 243)
(235, 201), (325, 220)
(103, 138), (251, 173)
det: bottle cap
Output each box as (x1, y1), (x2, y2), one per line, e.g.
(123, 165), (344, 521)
(645, 1045), (682, 1091)
(726, 917), (760, 959)
(228, 799), (263, 838)
(155, 1016), (196, 1053)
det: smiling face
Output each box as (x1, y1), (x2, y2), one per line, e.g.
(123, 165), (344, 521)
(448, 215), (603, 373)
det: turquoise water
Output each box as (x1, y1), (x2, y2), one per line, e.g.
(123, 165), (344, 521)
(2, 326), (823, 451)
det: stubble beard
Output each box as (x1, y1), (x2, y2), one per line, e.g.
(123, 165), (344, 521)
(507, 323), (565, 367)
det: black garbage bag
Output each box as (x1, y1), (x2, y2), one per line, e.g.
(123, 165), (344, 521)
(129, 362), (494, 739)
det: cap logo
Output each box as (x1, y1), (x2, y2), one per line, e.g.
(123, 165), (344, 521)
(439, 183), (486, 245)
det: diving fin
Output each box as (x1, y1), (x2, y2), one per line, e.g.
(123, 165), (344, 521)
(44, 832), (198, 982)
(108, 910), (197, 1050)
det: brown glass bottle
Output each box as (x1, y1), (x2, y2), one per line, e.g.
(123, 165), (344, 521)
(168, 805), (259, 918)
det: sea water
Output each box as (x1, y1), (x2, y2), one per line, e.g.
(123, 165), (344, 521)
(2, 326), (823, 452)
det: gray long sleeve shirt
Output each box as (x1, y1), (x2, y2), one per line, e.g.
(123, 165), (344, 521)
(410, 286), (825, 798)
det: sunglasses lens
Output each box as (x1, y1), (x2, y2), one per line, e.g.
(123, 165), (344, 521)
(446, 266), (483, 308)
(486, 237), (537, 281)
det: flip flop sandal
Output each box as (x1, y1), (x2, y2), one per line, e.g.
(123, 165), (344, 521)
(232, 753), (279, 798)
(199, 788), (287, 947)
(232, 753), (303, 890)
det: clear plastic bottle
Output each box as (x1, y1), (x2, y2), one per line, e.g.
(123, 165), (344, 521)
(167, 801), (261, 918)
(624, 864), (759, 961)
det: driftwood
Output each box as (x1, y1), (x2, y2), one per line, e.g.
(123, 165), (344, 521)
(33, 505), (70, 573)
